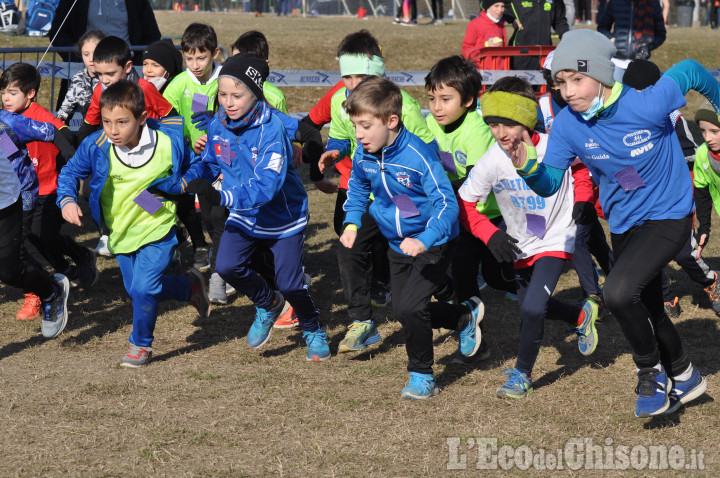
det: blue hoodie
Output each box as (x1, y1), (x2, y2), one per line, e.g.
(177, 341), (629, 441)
(344, 126), (459, 254)
(188, 101), (309, 239)
(56, 117), (199, 232)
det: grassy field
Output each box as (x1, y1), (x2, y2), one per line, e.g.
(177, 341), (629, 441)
(2, 12), (720, 477)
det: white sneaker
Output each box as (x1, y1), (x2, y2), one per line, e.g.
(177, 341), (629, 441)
(95, 235), (112, 257)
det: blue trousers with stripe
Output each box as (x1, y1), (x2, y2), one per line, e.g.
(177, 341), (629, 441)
(215, 224), (320, 332)
(115, 229), (190, 347)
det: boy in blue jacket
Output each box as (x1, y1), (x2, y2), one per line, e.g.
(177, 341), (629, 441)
(184, 54), (329, 362)
(57, 81), (211, 368)
(339, 76), (483, 400)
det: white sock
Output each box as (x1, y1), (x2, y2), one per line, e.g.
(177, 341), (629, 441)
(673, 364), (694, 382)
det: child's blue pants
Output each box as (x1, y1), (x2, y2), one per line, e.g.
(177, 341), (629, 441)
(115, 230), (190, 347)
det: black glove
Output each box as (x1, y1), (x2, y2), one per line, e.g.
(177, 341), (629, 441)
(572, 201), (597, 226)
(185, 178), (222, 206)
(695, 186), (712, 247)
(487, 230), (522, 263)
(191, 110), (214, 131)
(53, 126), (76, 165)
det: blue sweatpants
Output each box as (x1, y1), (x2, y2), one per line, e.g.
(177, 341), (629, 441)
(215, 224), (320, 332)
(115, 230), (190, 347)
(515, 256), (581, 376)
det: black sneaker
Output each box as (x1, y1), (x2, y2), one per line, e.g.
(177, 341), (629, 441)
(704, 272), (720, 317)
(76, 250), (99, 288)
(664, 296), (681, 319)
(193, 246), (210, 272)
(370, 281), (391, 308)
(63, 265), (79, 289)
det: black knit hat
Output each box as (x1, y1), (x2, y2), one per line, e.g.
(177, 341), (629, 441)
(219, 53), (269, 100)
(696, 108), (720, 129)
(143, 39), (183, 78)
(483, 0), (503, 10)
(623, 60), (661, 90)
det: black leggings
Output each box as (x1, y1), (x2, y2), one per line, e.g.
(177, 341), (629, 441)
(0, 198), (55, 299)
(604, 216), (692, 375)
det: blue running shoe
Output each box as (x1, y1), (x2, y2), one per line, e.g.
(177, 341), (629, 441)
(338, 321), (381, 352)
(303, 328), (330, 362)
(505, 292), (518, 301)
(575, 297), (599, 356)
(401, 372), (439, 400)
(457, 297), (484, 357)
(665, 367), (707, 415)
(496, 368), (533, 399)
(477, 264), (487, 291)
(635, 366), (670, 418)
(246, 292), (285, 349)
(41, 274), (70, 339)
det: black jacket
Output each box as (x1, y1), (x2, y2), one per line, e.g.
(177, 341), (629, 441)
(504, 0), (569, 69)
(49, 0), (161, 52)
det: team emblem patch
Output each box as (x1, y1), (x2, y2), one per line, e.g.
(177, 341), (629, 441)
(577, 60), (588, 73)
(396, 171), (413, 189)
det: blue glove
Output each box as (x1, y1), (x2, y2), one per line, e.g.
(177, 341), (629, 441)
(191, 110), (214, 131)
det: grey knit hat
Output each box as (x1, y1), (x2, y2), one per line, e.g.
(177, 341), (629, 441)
(551, 29), (617, 87)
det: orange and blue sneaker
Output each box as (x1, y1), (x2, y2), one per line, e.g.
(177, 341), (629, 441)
(704, 272), (720, 317)
(17, 293), (41, 320)
(575, 297), (599, 356)
(273, 301), (299, 328)
(303, 328), (330, 361)
(664, 296), (681, 319)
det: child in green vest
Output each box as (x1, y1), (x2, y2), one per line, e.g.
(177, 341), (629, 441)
(57, 81), (211, 367)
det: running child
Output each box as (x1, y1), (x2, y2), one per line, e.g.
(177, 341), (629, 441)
(458, 76), (600, 399)
(0, 63), (97, 321)
(57, 81), (210, 367)
(340, 76), (483, 399)
(512, 29), (713, 417)
(183, 54), (329, 361)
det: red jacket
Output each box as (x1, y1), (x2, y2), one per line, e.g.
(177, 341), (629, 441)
(462, 12), (507, 70)
(23, 102), (67, 195)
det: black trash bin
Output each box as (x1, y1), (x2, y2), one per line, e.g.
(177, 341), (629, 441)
(676, 0), (695, 27)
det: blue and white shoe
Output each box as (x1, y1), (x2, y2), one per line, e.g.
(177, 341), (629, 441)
(303, 328), (331, 362)
(575, 297), (599, 356)
(246, 292), (285, 349)
(401, 372), (440, 400)
(41, 273), (70, 339)
(665, 367), (707, 415)
(457, 297), (484, 357)
(635, 366), (671, 418)
(496, 368), (533, 399)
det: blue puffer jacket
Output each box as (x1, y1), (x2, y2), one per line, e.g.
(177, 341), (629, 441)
(56, 117), (200, 232)
(344, 126), (459, 254)
(188, 101), (309, 239)
(597, 0), (666, 59)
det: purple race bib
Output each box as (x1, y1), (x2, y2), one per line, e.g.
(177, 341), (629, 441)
(614, 166), (645, 192)
(526, 213), (546, 239)
(219, 140), (232, 166)
(191, 93), (209, 113)
(438, 151), (457, 176)
(391, 194), (420, 219)
(0, 133), (19, 157)
(133, 189), (163, 215)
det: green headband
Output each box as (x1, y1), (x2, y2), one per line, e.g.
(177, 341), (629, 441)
(338, 54), (385, 77)
(480, 91), (538, 131)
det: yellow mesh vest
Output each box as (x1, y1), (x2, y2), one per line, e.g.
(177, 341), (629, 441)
(100, 131), (177, 254)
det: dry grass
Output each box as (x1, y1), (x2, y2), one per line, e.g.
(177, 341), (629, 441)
(1, 12), (720, 477)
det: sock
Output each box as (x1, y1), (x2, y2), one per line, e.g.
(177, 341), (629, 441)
(673, 363), (694, 382)
(637, 362), (663, 373)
